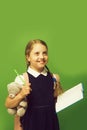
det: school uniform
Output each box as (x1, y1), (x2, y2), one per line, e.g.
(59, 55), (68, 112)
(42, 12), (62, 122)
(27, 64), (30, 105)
(20, 67), (60, 130)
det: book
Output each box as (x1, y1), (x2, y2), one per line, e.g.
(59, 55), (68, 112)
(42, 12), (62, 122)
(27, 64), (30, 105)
(56, 83), (84, 112)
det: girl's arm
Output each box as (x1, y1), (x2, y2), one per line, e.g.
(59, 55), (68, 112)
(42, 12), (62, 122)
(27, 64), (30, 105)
(14, 115), (23, 130)
(53, 74), (63, 98)
(5, 83), (31, 108)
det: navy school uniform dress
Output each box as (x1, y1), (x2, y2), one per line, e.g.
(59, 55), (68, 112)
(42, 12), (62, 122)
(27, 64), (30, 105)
(20, 71), (60, 130)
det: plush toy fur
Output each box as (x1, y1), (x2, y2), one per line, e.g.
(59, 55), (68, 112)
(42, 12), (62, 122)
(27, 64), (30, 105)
(7, 77), (28, 117)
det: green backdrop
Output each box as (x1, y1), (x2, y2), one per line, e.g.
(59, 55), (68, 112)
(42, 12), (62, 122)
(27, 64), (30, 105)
(0, 0), (87, 130)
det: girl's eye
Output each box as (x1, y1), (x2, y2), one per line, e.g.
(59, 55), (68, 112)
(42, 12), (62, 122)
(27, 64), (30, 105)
(34, 51), (48, 56)
(43, 51), (48, 55)
(35, 52), (39, 55)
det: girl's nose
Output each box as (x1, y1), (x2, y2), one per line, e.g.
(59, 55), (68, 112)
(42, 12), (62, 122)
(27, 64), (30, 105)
(39, 53), (44, 58)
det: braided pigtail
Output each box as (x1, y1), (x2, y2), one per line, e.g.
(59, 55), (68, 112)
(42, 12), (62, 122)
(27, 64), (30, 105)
(45, 66), (63, 97)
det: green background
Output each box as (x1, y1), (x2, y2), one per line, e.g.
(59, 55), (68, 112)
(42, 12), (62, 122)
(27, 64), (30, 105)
(0, 0), (87, 130)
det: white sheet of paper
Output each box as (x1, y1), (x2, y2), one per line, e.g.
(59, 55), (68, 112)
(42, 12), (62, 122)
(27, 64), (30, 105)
(56, 83), (84, 112)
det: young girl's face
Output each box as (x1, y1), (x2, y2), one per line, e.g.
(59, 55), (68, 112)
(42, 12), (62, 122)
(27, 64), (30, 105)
(27, 43), (48, 72)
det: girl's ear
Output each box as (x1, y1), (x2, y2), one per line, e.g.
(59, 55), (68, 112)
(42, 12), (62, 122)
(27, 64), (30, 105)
(26, 55), (30, 62)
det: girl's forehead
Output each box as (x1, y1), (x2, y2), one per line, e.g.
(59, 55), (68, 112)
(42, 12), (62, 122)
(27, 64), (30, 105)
(32, 43), (47, 51)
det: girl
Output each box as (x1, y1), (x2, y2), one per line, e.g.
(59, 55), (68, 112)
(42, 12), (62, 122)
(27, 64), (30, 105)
(5, 39), (63, 130)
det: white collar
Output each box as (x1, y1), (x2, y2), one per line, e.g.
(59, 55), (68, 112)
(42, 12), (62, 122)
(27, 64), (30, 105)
(27, 67), (47, 77)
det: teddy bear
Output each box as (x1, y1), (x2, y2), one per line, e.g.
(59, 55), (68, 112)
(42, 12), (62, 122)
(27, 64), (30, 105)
(7, 75), (28, 117)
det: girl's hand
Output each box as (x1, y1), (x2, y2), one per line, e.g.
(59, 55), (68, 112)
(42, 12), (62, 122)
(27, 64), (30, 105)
(20, 83), (32, 98)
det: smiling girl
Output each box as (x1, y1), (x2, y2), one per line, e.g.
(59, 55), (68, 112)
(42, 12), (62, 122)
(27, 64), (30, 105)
(5, 39), (63, 130)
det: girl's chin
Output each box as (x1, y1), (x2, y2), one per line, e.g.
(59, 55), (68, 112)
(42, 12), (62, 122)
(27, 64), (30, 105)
(37, 62), (45, 66)
(38, 66), (45, 70)
(37, 66), (45, 71)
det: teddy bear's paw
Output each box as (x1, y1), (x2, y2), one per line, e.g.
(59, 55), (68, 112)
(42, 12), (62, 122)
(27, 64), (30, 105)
(9, 94), (15, 98)
(17, 108), (26, 117)
(19, 101), (28, 107)
(7, 108), (16, 115)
